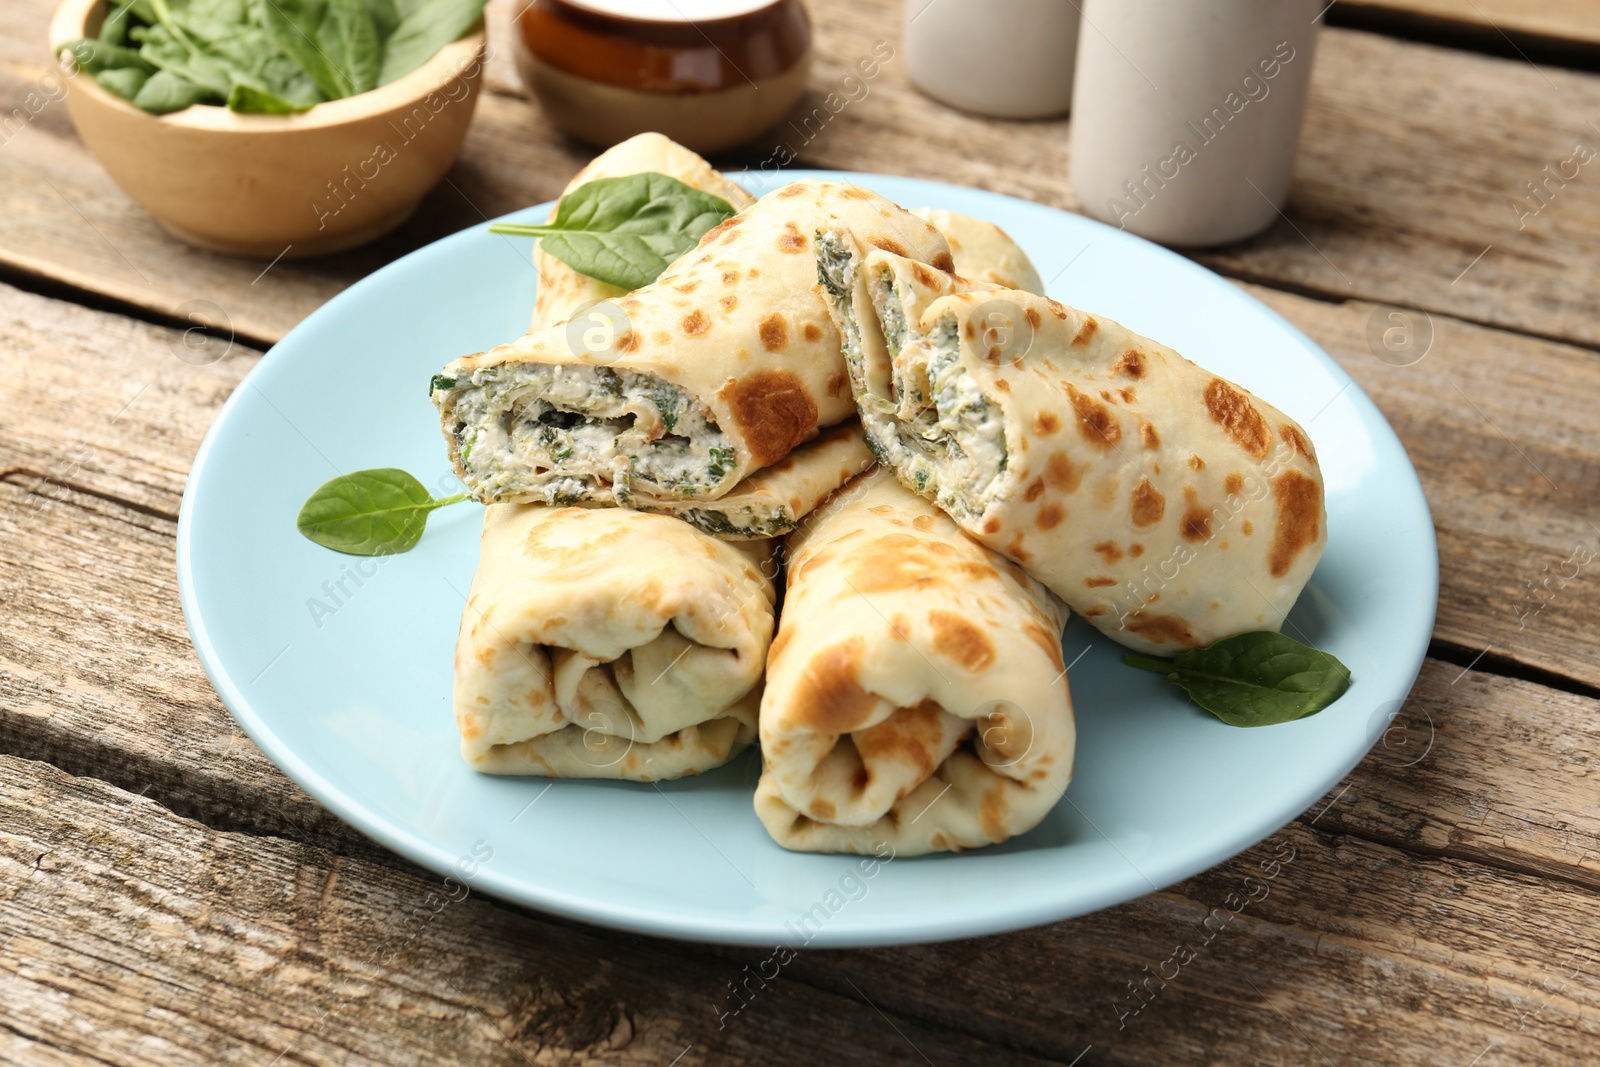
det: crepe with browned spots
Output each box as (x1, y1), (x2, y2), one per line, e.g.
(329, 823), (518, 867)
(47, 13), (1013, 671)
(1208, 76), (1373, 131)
(754, 468), (1074, 855)
(910, 206), (1045, 293)
(823, 248), (1328, 655)
(496, 136), (869, 538)
(454, 503), (776, 780)
(432, 179), (950, 535)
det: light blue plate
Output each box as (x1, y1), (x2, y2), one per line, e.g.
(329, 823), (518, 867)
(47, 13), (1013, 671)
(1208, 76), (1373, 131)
(177, 170), (1437, 948)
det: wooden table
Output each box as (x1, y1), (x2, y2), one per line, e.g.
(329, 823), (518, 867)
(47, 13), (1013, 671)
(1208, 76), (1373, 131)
(4, 0), (1599, 1063)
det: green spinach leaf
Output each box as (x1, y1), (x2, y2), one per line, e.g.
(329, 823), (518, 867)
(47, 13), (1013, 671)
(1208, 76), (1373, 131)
(489, 172), (738, 291)
(132, 67), (211, 112)
(78, 0), (470, 115)
(225, 41), (326, 109)
(318, 0), (381, 95)
(130, 23), (233, 99)
(78, 0), (465, 116)
(58, 37), (156, 74)
(297, 468), (469, 555)
(179, 10), (327, 109)
(1124, 631), (1352, 727)
(261, 0), (352, 99)
(228, 82), (314, 113)
(143, 0), (221, 61)
(95, 66), (153, 101)
(176, 0), (251, 31)
(377, 0), (486, 86)
(362, 0), (401, 39)
(100, 0), (141, 45)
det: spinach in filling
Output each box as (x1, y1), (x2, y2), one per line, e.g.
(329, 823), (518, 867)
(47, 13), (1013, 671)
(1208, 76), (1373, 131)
(671, 506), (797, 539)
(436, 362), (736, 504)
(815, 231), (864, 389)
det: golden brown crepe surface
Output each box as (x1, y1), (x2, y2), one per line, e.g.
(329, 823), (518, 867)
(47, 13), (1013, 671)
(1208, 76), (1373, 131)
(830, 249), (1327, 655)
(456, 503), (776, 780)
(516, 137), (875, 537)
(754, 468), (1075, 855)
(911, 206), (1045, 293)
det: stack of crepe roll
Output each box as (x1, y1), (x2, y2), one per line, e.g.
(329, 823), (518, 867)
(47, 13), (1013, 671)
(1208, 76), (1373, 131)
(437, 133), (1325, 855)
(452, 134), (787, 783)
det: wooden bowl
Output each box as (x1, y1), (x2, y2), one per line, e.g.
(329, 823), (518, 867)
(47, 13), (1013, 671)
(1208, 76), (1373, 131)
(513, 0), (811, 154)
(48, 0), (487, 258)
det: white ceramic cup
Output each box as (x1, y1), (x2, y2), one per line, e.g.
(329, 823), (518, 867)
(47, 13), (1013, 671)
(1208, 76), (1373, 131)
(904, 0), (1080, 119)
(1068, 0), (1322, 247)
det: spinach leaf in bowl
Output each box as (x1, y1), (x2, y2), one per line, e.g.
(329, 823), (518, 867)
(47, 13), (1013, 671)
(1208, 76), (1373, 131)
(261, 0), (379, 100)
(94, 66), (153, 103)
(378, 0), (487, 86)
(60, 0), (484, 116)
(132, 67), (210, 113)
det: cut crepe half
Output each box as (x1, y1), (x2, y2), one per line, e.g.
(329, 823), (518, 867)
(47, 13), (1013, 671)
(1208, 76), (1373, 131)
(529, 132), (756, 332)
(433, 179), (952, 525)
(456, 503), (776, 780)
(754, 468), (1075, 855)
(820, 246), (1328, 655)
(518, 139), (875, 538)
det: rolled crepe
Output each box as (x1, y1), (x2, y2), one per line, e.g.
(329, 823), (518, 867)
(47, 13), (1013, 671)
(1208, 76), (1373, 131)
(432, 179), (952, 522)
(455, 502), (777, 780)
(754, 468), (1075, 855)
(822, 247), (1327, 655)
(516, 144), (876, 538)
(912, 207), (1044, 294)
(530, 132), (756, 332)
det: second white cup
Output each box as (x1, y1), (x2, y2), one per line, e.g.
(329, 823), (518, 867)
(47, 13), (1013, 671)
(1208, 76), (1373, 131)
(904, 0), (1080, 120)
(1069, 0), (1323, 247)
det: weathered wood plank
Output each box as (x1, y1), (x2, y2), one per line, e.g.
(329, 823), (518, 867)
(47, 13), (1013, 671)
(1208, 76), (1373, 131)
(1303, 657), (1600, 886)
(0, 754), (1061, 1067)
(8, 1), (1600, 349)
(0, 273), (257, 517)
(0, 475), (371, 853)
(788, 8), (1600, 350)
(779, 817), (1600, 1066)
(1240, 283), (1600, 690)
(1339, 0), (1600, 50)
(6, 753), (1599, 1067)
(1202, 27), (1600, 348)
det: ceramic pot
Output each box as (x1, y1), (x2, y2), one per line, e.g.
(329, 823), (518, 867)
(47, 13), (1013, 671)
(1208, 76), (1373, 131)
(515, 0), (812, 154)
